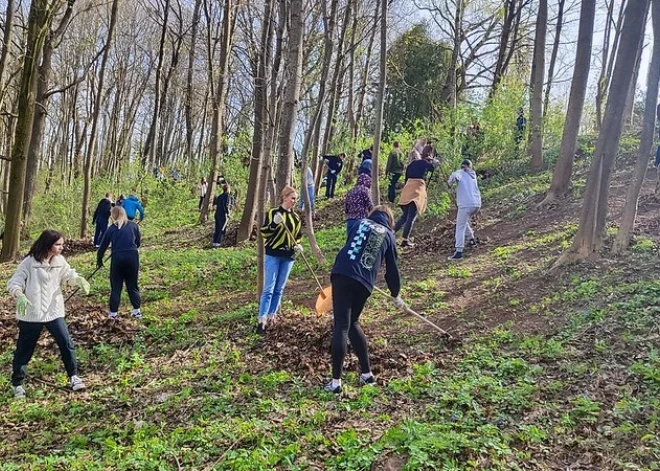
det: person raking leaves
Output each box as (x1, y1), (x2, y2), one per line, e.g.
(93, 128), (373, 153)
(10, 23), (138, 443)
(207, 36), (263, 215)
(7, 230), (91, 398)
(323, 205), (403, 394)
(447, 159), (482, 260)
(256, 186), (303, 335)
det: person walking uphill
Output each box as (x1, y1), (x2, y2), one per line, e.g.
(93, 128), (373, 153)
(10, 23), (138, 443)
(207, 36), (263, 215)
(447, 159), (481, 260)
(385, 142), (405, 203)
(7, 230), (91, 398)
(92, 193), (113, 248)
(97, 207), (142, 319)
(120, 194), (144, 221)
(345, 173), (374, 236)
(323, 153), (345, 198)
(324, 206), (403, 394)
(394, 155), (438, 248)
(256, 186), (303, 335)
(212, 182), (233, 247)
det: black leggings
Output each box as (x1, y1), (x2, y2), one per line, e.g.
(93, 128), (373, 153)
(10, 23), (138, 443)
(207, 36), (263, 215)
(109, 251), (141, 312)
(12, 318), (77, 385)
(394, 202), (418, 239)
(331, 274), (372, 379)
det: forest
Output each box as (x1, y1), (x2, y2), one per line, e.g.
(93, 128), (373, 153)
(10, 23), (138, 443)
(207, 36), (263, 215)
(1, 0), (660, 469)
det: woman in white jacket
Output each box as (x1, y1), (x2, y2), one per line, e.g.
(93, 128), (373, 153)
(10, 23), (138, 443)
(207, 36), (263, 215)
(7, 230), (91, 398)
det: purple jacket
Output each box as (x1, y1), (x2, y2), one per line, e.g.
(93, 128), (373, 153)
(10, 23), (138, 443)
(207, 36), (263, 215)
(345, 174), (374, 220)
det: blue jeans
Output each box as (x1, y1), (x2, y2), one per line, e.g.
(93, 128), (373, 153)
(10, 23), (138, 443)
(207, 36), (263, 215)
(259, 255), (295, 318)
(655, 145), (660, 167)
(298, 185), (315, 212)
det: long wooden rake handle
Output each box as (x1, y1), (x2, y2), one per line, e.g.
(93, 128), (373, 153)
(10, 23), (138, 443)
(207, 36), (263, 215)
(279, 218), (325, 293)
(373, 286), (453, 339)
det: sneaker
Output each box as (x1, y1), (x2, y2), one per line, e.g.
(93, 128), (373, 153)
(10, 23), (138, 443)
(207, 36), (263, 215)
(360, 375), (376, 386)
(401, 240), (415, 248)
(131, 309), (142, 319)
(323, 381), (342, 394)
(468, 238), (477, 248)
(212, 243), (221, 248)
(267, 313), (278, 324)
(12, 385), (25, 399)
(70, 375), (86, 392)
(255, 323), (266, 335)
(108, 312), (118, 319)
(448, 251), (463, 260)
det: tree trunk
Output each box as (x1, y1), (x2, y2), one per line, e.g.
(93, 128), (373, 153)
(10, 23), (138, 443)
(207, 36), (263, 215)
(275, 0), (304, 194)
(613, 2), (660, 253)
(237, 0), (276, 243)
(541, 0), (596, 204)
(142, 0), (170, 170)
(185, 0), (202, 161)
(0, 0), (15, 112)
(529, 0), (547, 171)
(556, 0), (650, 266)
(371, 0), (386, 203)
(23, 1), (75, 232)
(1, 0), (52, 262)
(199, 0), (235, 224)
(596, 0), (626, 131)
(543, 0), (565, 118)
(81, 0), (119, 238)
(623, 29), (646, 128)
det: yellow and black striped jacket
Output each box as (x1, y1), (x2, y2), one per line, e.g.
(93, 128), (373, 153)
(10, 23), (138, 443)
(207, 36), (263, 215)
(260, 206), (302, 258)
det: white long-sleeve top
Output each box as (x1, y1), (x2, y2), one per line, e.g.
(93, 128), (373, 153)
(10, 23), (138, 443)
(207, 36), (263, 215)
(7, 255), (78, 323)
(448, 169), (482, 208)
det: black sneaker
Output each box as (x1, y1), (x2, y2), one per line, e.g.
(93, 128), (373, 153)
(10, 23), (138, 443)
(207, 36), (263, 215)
(323, 381), (342, 394)
(359, 375), (376, 386)
(468, 238), (477, 248)
(255, 323), (266, 335)
(448, 251), (463, 260)
(401, 240), (415, 248)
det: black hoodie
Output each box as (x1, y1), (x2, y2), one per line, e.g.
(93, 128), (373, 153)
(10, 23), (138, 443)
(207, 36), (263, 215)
(92, 198), (113, 225)
(331, 210), (400, 297)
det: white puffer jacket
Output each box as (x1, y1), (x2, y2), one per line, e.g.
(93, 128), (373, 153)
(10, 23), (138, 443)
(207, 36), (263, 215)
(7, 255), (78, 323)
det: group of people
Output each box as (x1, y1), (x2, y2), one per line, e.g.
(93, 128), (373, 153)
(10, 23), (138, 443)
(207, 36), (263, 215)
(6, 138), (482, 399)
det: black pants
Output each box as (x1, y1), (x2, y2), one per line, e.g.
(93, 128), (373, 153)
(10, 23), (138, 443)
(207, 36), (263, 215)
(12, 318), (77, 386)
(110, 251), (141, 312)
(213, 215), (228, 245)
(388, 173), (402, 203)
(199, 196), (205, 210)
(94, 220), (108, 246)
(326, 172), (338, 198)
(331, 274), (371, 380)
(394, 202), (419, 239)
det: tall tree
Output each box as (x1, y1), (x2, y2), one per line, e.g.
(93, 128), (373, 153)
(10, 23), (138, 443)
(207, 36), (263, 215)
(1, 0), (56, 261)
(185, 0), (203, 161)
(613, 0), (660, 253)
(541, 0), (596, 204)
(528, 0), (547, 171)
(543, 0), (566, 117)
(371, 0), (386, 203)
(556, 0), (650, 265)
(80, 0), (120, 237)
(275, 0), (304, 194)
(199, 0), (236, 223)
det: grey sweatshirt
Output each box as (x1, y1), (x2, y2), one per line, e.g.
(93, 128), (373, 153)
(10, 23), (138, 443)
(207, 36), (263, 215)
(448, 169), (482, 208)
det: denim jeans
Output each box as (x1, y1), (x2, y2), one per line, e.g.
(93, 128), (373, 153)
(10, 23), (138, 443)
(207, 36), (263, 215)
(12, 318), (77, 386)
(259, 254), (295, 318)
(298, 185), (316, 212)
(394, 202), (419, 239)
(93, 219), (108, 246)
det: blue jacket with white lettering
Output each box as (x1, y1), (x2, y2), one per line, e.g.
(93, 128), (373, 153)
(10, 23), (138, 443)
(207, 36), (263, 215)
(331, 210), (400, 297)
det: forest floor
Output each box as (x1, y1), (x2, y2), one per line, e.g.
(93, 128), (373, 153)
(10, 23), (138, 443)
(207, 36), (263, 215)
(1, 162), (660, 470)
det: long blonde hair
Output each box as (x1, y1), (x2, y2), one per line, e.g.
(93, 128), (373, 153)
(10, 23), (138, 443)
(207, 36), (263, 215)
(111, 206), (129, 229)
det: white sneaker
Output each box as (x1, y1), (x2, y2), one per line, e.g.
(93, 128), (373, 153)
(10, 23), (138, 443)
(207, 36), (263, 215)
(131, 309), (142, 319)
(12, 385), (25, 399)
(70, 375), (86, 392)
(108, 312), (118, 319)
(212, 243), (221, 248)
(267, 313), (278, 324)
